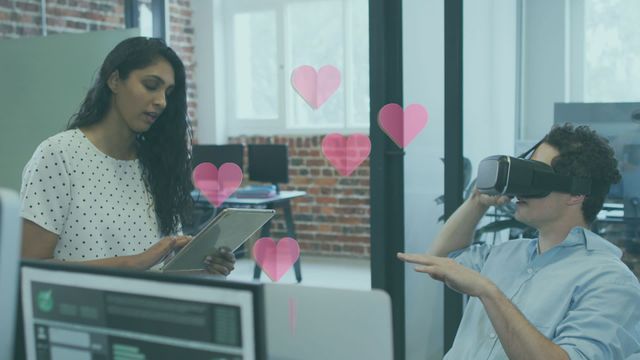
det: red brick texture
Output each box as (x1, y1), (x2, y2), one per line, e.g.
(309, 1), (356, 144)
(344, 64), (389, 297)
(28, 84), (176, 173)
(167, 0), (197, 134)
(0, 1), (125, 38)
(229, 135), (371, 258)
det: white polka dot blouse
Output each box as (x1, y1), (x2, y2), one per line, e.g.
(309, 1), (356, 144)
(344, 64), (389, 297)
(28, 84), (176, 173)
(20, 129), (163, 262)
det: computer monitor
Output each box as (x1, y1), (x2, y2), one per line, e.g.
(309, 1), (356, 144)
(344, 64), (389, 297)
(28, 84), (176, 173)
(247, 145), (289, 188)
(0, 188), (21, 360)
(192, 144), (244, 170)
(19, 261), (266, 360)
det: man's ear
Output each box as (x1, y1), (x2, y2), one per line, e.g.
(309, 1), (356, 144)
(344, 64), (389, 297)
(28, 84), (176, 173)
(107, 70), (120, 94)
(567, 194), (586, 206)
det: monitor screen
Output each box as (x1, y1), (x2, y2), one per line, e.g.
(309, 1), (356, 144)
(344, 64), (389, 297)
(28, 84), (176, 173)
(247, 145), (289, 184)
(192, 145), (244, 170)
(20, 262), (264, 360)
(0, 189), (21, 360)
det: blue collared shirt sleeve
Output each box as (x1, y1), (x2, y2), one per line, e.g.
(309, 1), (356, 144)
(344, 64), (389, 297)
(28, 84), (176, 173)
(448, 243), (493, 273)
(553, 268), (640, 359)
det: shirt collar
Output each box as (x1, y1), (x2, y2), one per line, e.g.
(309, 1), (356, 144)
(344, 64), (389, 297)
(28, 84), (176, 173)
(579, 226), (623, 257)
(557, 226), (587, 248)
(528, 226), (622, 259)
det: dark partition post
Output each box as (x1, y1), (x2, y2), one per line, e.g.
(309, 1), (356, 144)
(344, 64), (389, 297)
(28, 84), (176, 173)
(444, 0), (465, 353)
(369, 0), (405, 359)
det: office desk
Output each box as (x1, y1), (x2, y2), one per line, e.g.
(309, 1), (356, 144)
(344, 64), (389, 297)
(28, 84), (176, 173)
(224, 191), (306, 207)
(222, 191), (307, 282)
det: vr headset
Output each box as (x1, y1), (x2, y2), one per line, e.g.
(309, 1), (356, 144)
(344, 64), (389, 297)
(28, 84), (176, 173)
(476, 140), (597, 198)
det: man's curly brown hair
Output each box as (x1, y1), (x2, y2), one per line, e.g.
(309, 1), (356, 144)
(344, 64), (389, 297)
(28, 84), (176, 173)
(542, 123), (621, 224)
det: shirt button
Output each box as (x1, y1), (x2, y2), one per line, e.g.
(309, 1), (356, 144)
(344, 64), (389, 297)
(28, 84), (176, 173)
(489, 333), (496, 339)
(527, 268), (533, 274)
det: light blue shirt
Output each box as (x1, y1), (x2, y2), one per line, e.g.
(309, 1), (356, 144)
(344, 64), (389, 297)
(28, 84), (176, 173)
(445, 227), (640, 360)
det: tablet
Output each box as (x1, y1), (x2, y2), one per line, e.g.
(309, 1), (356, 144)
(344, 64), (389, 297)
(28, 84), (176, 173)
(162, 208), (275, 272)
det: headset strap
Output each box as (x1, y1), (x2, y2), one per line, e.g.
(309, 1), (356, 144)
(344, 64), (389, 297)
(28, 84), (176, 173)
(532, 171), (593, 195)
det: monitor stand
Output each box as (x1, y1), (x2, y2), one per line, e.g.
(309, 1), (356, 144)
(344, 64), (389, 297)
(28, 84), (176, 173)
(273, 183), (280, 194)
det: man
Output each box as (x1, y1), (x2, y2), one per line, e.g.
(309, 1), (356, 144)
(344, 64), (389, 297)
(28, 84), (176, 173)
(398, 124), (640, 359)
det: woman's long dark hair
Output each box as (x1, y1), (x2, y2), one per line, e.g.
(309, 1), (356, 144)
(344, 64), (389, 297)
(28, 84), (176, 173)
(68, 37), (193, 236)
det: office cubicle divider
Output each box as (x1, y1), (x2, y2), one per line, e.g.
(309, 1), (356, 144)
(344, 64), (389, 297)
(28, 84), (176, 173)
(0, 28), (140, 192)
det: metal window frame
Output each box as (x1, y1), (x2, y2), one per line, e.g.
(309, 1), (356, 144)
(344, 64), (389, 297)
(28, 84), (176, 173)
(443, 0), (465, 353)
(368, 0), (405, 358)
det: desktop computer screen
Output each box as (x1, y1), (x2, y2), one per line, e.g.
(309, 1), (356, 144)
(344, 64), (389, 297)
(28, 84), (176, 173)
(247, 145), (289, 184)
(20, 261), (265, 360)
(192, 144), (244, 170)
(0, 189), (21, 360)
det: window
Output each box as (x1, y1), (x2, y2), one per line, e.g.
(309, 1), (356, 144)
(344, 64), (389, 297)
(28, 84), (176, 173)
(582, 0), (640, 102)
(232, 9), (280, 120)
(221, 0), (370, 135)
(518, 0), (640, 142)
(125, 0), (166, 40)
(564, 0), (640, 103)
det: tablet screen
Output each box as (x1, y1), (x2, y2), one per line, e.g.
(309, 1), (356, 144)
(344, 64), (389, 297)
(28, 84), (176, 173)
(163, 208), (275, 271)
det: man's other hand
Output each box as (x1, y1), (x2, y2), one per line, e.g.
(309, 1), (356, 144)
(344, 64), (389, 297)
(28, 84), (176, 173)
(397, 252), (494, 297)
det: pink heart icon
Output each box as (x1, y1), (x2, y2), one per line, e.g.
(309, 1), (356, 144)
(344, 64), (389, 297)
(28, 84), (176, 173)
(377, 103), (429, 148)
(253, 237), (300, 282)
(192, 162), (243, 207)
(291, 65), (341, 109)
(321, 133), (371, 176)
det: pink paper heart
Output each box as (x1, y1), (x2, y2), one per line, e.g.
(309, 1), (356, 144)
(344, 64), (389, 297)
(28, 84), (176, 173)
(321, 133), (371, 176)
(253, 237), (300, 282)
(291, 65), (341, 109)
(377, 103), (429, 148)
(192, 162), (243, 207)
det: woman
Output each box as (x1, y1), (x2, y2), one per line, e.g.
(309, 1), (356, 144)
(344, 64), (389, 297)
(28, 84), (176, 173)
(20, 37), (234, 275)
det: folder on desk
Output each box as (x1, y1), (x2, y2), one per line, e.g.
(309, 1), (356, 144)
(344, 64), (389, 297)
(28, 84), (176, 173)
(234, 185), (278, 199)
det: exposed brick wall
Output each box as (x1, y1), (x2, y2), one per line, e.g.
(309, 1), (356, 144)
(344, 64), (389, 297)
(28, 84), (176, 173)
(167, 0), (197, 137)
(0, 0), (44, 37)
(0, 1), (124, 38)
(0, 0), (198, 137)
(229, 135), (371, 258)
(44, 1), (125, 34)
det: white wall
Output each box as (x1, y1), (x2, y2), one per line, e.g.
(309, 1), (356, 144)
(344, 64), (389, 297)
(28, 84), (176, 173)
(403, 0), (517, 358)
(464, 0), (517, 166)
(520, 0), (566, 142)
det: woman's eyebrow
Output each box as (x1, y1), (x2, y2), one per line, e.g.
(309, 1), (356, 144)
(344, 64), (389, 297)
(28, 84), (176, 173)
(144, 75), (174, 87)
